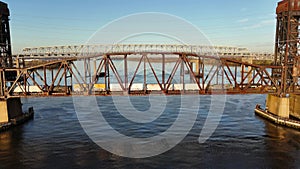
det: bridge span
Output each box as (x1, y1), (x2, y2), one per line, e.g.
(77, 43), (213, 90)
(20, 44), (273, 59)
(0, 0), (300, 130)
(0, 44), (292, 97)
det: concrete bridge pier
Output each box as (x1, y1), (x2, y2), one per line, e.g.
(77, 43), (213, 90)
(265, 94), (300, 120)
(255, 94), (300, 130)
(0, 97), (34, 131)
(266, 94), (290, 118)
(0, 98), (23, 123)
(254, 0), (300, 129)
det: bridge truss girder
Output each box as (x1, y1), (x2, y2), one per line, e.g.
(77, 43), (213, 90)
(0, 53), (294, 97)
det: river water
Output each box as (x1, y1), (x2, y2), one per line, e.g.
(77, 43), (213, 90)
(1, 94), (300, 169)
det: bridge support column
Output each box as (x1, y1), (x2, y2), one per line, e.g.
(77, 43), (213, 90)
(0, 98), (22, 123)
(255, 94), (300, 130)
(266, 94), (290, 118)
(289, 94), (300, 120)
(266, 94), (300, 120)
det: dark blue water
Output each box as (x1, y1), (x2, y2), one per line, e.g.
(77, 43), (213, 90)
(1, 95), (300, 169)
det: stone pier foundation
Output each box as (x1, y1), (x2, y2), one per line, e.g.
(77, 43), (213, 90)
(0, 98), (23, 123)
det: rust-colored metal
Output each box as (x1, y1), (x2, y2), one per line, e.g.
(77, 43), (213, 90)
(183, 54), (202, 90)
(162, 54), (166, 90)
(165, 57), (182, 92)
(5, 16), (300, 99)
(124, 55), (128, 91)
(0, 1), (13, 97)
(145, 55), (164, 91)
(108, 57), (125, 91)
(0, 1), (12, 68)
(3, 53), (298, 97)
(274, 0), (300, 96)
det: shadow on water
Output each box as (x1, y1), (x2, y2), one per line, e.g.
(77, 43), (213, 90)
(0, 127), (25, 169)
(260, 117), (300, 168)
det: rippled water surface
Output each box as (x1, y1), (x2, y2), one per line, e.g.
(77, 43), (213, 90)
(1, 95), (300, 169)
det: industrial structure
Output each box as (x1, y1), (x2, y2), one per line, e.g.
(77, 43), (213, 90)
(20, 45), (273, 59)
(0, 0), (299, 129)
(274, 0), (300, 95)
(256, 0), (300, 128)
(0, 1), (33, 129)
(8, 44), (283, 96)
(0, 1), (12, 68)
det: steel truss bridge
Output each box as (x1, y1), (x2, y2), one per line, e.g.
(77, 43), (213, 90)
(0, 44), (296, 97)
(0, 0), (299, 98)
(20, 44), (272, 59)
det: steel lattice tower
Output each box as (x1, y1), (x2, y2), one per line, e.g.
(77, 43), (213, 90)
(0, 1), (12, 68)
(274, 0), (300, 95)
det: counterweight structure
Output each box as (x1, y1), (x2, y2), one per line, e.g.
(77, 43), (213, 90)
(274, 0), (300, 95)
(0, 1), (12, 68)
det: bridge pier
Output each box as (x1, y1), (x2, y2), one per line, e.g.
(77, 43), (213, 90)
(255, 94), (300, 130)
(0, 98), (23, 123)
(254, 0), (300, 130)
(289, 94), (300, 120)
(263, 94), (300, 120)
(266, 94), (290, 118)
(0, 97), (34, 131)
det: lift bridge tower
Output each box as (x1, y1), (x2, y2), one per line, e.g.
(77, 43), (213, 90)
(0, 2), (28, 124)
(274, 0), (300, 95)
(265, 0), (300, 119)
(0, 1), (12, 68)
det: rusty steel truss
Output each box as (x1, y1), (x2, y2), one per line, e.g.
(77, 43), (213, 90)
(2, 0), (300, 97)
(0, 2), (12, 68)
(0, 45), (295, 97)
(274, 0), (300, 96)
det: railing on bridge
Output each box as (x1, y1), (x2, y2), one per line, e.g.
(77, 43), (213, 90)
(20, 44), (265, 58)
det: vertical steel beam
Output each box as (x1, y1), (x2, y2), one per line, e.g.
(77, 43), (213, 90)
(51, 69), (54, 86)
(70, 69), (73, 93)
(44, 66), (47, 92)
(241, 65), (245, 89)
(180, 57), (184, 84)
(104, 55), (111, 93)
(24, 71), (27, 95)
(0, 70), (4, 96)
(235, 65), (238, 86)
(216, 66), (219, 85)
(221, 65), (224, 89)
(93, 59), (97, 78)
(124, 54), (128, 91)
(64, 64), (68, 94)
(162, 54), (165, 90)
(144, 54), (147, 93)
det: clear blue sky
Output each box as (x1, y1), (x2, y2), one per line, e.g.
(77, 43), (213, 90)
(3, 0), (279, 54)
